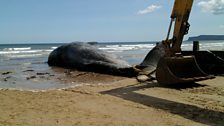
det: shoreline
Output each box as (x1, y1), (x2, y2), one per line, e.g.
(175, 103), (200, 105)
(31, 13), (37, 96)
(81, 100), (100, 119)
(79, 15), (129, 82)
(0, 66), (129, 91)
(0, 72), (223, 126)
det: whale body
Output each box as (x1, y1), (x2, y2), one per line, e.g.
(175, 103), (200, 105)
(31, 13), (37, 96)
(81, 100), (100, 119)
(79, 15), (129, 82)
(48, 42), (138, 77)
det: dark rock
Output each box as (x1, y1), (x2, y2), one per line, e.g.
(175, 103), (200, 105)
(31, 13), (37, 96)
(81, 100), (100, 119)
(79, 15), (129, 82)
(26, 76), (36, 80)
(2, 72), (12, 75)
(36, 72), (50, 75)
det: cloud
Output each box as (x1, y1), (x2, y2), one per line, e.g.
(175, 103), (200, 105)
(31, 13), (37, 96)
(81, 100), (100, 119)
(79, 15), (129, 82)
(198, 0), (224, 15)
(137, 4), (161, 15)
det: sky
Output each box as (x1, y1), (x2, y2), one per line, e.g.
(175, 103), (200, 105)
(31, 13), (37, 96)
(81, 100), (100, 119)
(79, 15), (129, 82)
(0, 0), (224, 44)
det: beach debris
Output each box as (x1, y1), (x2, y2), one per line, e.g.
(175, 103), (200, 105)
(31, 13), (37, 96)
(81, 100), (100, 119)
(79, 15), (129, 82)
(22, 70), (34, 72)
(136, 75), (150, 82)
(64, 69), (73, 75)
(26, 76), (37, 80)
(2, 71), (12, 75)
(136, 74), (155, 82)
(73, 72), (88, 77)
(36, 72), (50, 75)
(3, 76), (11, 81)
(57, 77), (65, 81)
(23, 72), (53, 81)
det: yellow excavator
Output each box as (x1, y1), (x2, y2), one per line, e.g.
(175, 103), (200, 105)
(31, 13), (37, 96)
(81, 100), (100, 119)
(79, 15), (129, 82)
(139, 0), (214, 85)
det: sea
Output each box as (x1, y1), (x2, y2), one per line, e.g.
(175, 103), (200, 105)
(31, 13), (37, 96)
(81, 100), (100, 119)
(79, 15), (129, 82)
(0, 41), (224, 90)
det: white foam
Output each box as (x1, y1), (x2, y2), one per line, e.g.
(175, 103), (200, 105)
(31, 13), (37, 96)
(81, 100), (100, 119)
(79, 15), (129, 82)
(0, 50), (43, 54)
(99, 44), (155, 52)
(122, 44), (155, 49)
(3, 47), (31, 51)
(45, 49), (54, 52)
(181, 42), (224, 51)
(199, 42), (224, 50)
(51, 47), (58, 49)
(99, 46), (134, 51)
(106, 45), (120, 48)
(7, 54), (43, 58)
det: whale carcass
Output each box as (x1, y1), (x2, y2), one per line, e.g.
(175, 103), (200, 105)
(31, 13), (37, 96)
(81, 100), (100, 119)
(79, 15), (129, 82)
(48, 42), (138, 77)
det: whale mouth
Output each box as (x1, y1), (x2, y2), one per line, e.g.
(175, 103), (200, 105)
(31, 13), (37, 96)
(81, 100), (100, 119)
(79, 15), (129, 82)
(139, 43), (166, 75)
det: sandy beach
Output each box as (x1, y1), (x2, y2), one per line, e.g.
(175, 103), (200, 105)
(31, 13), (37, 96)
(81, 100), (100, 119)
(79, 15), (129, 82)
(0, 67), (224, 126)
(1, 0), (224, 125)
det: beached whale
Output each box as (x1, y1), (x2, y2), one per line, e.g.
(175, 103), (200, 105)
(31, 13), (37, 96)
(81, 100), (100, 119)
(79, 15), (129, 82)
(48, 42), (138, 77)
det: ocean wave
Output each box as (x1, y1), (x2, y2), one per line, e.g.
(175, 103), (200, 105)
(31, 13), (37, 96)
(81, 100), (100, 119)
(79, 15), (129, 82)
(106, 50), (124, 53)
(121, 44), (155, 48)
(0, 50), (43, 54)
(51, 47), (58, 49)
(7, 54), (43, 58)
(0, 49), (52, 58)
(181, 42), (224, 50)
(45, 49), (54, 52)
(99, 44), (155, 52)
(3, 47), (31, 51)
(199, 42), (224, 50)
(99, 46), (135, 51)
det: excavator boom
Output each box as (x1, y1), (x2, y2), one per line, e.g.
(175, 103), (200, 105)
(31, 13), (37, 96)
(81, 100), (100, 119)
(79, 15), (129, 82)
(170, 0), (193, 52)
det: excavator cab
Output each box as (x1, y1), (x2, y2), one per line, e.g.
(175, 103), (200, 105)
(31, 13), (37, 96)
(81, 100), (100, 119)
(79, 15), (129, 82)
(141, 0), (214, 85)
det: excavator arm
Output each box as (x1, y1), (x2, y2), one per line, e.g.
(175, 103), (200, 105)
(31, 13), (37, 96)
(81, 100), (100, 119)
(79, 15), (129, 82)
(165, 0), (193, 54)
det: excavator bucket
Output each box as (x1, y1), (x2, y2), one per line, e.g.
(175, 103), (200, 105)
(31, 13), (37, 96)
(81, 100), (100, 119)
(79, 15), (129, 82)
(156, 56), (215, 85)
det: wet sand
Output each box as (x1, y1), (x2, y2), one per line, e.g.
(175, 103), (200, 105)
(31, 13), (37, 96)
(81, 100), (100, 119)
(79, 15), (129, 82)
(0, 68), (224, 126)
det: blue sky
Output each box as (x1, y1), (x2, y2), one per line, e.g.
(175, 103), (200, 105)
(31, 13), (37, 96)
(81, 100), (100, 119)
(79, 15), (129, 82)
(0, 0), (224, 43)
